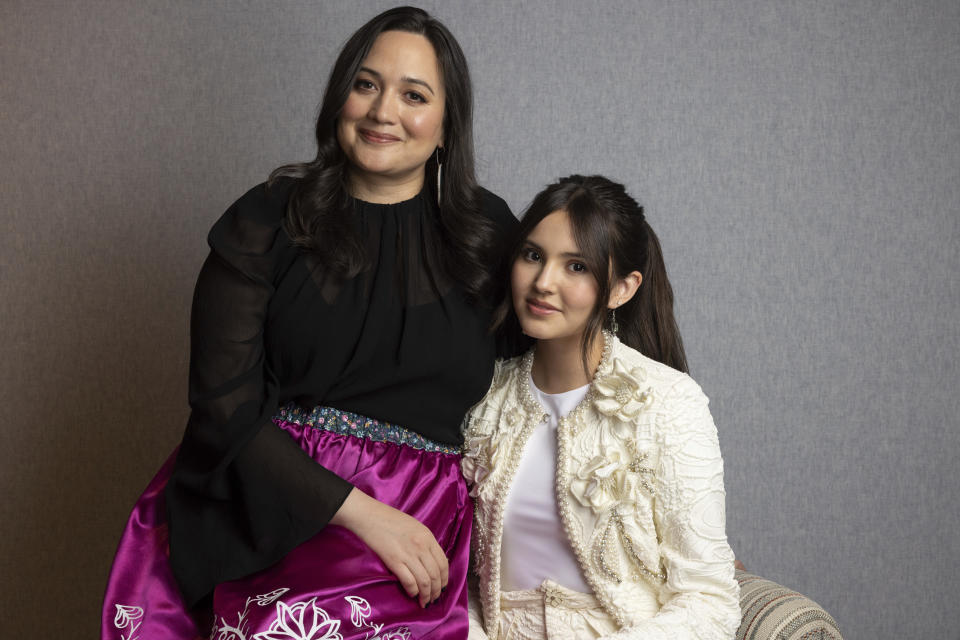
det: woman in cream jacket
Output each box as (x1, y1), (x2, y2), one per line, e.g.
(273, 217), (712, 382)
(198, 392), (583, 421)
(462, 176), (740, 639)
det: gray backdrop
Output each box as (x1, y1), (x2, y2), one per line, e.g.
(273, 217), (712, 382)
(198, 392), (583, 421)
(2, 1), (957, 638)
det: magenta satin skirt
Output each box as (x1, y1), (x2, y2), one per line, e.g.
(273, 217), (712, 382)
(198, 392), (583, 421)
(102, 406), (472, 640)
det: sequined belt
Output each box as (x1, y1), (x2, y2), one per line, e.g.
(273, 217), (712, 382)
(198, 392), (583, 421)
(273, 403), (461, 455)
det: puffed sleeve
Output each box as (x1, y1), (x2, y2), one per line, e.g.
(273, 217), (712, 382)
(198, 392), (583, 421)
(478, 188), (525, 359)
(165, 181), (353, 608)
(479, 187), (517, 240)
(603, 376), (741, 640)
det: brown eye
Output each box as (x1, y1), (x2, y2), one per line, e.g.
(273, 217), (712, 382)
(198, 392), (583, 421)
(521, 248), (541, 263)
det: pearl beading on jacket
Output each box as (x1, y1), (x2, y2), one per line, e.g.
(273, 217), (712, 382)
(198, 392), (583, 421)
(464, 333), (742, 639)
(515, 333), (634, 629)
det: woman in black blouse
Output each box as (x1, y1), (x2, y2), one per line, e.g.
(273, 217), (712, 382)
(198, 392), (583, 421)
(102, 7), (514, 639)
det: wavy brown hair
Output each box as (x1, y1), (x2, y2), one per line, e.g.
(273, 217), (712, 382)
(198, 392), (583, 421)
(269, 6), (498, 301)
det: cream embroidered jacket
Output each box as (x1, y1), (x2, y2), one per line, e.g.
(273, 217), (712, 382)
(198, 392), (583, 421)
(461, 336), (741, 640)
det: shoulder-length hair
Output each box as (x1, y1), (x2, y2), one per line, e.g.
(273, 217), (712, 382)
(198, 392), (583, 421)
(270, 6), (496, 301)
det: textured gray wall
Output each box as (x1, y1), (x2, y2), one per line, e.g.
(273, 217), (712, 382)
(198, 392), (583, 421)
(2, 1), (957, 638)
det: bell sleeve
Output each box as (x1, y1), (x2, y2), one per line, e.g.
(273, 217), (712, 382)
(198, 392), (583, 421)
(603, 376), (741, 640)
(165, 182), (353, 608)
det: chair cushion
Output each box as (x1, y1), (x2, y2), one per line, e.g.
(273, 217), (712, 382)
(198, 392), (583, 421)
(735, 570), (843, 640)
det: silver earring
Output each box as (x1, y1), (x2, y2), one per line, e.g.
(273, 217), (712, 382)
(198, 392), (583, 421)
(609, 308), (619, 335)
(435, 147), (443, 205)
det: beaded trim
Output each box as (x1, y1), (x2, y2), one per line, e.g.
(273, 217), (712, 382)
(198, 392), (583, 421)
(515, 330), (613, 424)
(482, 382), (545, 632)
(595, 514), (667, 585)
(479, 333), (629, 632)
(543, 332), (630, 627)
(499, 332), (628, 626)
(273, 403), (460, 455)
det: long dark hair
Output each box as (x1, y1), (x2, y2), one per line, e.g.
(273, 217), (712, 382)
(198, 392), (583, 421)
(269, 6), (496, 300)
(496, 175), (688, 373)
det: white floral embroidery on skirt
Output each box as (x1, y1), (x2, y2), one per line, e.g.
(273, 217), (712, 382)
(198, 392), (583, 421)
(208, 590), (409, 640)
(113, 604), (144, 640)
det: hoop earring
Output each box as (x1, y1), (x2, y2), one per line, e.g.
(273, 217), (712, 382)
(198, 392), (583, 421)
(435, 147), (443, 205)
(609, 308), (619, 335)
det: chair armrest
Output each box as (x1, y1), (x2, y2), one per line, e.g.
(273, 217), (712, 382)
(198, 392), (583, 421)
(735, 570), (843, 640)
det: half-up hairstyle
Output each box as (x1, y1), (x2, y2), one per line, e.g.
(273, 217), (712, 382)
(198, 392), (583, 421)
(269, 6), (498, 301)
(495, 175), (688, 373)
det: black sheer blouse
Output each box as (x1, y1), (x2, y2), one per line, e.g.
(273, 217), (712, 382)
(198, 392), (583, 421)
(166, 178), (516, 606)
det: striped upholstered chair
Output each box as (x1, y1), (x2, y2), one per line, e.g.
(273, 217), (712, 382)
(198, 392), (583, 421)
(735, 570), (843, 640)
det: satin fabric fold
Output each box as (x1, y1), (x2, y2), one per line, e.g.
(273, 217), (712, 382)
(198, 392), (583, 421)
(101, 447), (206, 640)
(211, 415), (472, 639)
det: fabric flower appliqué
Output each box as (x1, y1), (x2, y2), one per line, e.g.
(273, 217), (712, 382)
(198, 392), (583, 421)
(569, 451), (648, 515)
(541, 585), (567, 608)
(461, 430), (505, 497)
(594, 359), (654, 421)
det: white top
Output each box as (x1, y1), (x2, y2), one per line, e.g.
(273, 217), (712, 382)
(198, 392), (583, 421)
(499, 374), (592, 593)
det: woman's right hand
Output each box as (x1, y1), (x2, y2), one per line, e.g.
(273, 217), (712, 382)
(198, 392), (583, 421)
(330, 487), (448, 608)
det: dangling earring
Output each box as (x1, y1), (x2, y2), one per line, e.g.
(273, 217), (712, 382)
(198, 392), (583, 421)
(609, 308), (619, 335)
(435, 147), (443, 205)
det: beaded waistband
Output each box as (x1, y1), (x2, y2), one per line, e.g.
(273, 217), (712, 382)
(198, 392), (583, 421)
(273, 403), (461, 455)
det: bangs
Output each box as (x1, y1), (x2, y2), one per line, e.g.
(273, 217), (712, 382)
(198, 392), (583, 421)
(565, 191), (612, 295)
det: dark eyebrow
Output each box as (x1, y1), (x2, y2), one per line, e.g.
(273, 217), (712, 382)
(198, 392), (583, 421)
(358, 66), (436, 96)
(523, 240), (584, 260)
(402, 76), (436, 96)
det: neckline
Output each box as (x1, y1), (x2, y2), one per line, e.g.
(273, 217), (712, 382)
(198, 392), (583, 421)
(529, 373), (590, 400)
(351, 183), (430, 209)
(517, 331), (614, 424)
(529, 374), (590, 424)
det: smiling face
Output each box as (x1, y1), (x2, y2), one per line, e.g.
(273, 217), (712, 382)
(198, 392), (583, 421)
(511, 210), (602, 349)
(336, 30), (446, 200)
